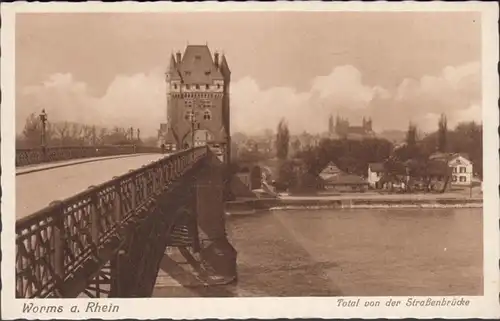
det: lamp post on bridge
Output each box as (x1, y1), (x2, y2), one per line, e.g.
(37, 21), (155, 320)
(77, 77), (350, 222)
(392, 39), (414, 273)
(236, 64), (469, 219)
(189, 110), (200, 150)
(39, 109), (48, 161)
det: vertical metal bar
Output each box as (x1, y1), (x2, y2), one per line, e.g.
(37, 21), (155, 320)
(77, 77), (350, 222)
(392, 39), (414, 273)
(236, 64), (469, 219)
(90, 194), (99, 246)
(114, 182), (122, 224)
(143, 173), (149, 200)
(130, 179), (137, 210)
(53, 203), (66, 295)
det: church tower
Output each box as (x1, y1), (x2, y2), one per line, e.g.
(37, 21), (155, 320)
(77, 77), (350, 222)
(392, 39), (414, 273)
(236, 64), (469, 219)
(163, 45), (231, 163)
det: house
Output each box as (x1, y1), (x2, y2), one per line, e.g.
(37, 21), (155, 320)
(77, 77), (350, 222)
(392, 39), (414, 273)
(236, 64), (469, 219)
(319, 162), (369, 192)
(449, 154), (473, 185)
(320, 173), (369, 192)
(367, 163), (385, 188)
(319, 162), (343, 180)
(430, 152), (473, 186)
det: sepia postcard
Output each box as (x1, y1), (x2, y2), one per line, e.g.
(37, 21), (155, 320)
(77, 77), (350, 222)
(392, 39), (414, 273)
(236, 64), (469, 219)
(1, 1), (499, 320)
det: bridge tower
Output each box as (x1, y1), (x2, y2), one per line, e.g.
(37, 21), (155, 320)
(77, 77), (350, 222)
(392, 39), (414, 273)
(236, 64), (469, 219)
(164, 45), (231, 163)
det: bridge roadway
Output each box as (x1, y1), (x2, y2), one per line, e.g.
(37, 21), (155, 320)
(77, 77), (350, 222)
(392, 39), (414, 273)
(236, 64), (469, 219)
(16, 153), (166, 220)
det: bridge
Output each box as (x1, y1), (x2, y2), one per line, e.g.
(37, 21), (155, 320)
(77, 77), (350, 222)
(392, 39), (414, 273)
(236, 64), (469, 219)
(15, 146), (237, 298)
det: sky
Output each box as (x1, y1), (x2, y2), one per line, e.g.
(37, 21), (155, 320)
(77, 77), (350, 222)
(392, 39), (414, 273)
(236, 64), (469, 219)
(16, 12), (482, 137)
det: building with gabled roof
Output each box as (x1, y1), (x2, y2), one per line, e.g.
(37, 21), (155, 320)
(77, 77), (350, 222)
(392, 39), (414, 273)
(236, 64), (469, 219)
(162, 44), (231, 163)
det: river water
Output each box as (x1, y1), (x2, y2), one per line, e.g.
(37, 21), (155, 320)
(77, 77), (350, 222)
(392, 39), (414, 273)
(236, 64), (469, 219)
(153, 208), (483, 297)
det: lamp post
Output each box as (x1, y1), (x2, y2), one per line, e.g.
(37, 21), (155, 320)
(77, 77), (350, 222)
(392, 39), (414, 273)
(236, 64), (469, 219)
(189, 110), (199, 149)
(39, 109), (48, 161)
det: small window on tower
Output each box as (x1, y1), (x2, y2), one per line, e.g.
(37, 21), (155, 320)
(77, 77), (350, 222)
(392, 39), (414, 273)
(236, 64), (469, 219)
(195, 84), (200, 90)
(203, 110), (211, 120)
(173, 84), (178, 89)
(205, 71), (211, 76)
(205, 84), (210, 90)
(195, 55), (201, 61)
(217, 84), (221, 89)
(185, 84), (191, 90)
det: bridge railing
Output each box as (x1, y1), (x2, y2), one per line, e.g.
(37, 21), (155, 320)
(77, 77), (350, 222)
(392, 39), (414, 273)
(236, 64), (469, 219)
(16, 145), (162, 167)
(15, 146), (208, 298)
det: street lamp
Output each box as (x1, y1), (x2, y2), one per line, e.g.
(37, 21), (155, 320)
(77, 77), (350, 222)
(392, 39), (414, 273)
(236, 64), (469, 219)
(39, 109), (48, 162)
(189, 110), (200, 149)
(39, 109), (48, 147)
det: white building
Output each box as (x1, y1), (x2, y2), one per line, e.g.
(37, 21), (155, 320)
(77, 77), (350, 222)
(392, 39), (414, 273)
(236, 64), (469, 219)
(449, 154), (473, 185)
(367, 163), (384, 188)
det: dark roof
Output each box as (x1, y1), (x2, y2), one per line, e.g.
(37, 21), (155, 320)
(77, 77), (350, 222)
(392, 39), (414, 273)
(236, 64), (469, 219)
(368, 163), (384, 172)
(322, 173), (368, 185)
(177, 45), (224, 84)
(429, 152), (471, 163)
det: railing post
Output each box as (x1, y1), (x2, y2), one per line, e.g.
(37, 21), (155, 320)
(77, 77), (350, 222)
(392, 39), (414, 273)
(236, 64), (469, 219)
(153, 168), (159, 193)
(114, 181), (122, 225)
(130, 179), (137, 210)
(89, 191), (100, 247)
(51, 201), (66, 296)
(143, 174), (148, 200)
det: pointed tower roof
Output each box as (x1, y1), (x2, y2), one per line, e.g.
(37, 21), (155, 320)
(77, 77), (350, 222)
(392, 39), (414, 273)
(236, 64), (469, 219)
(167, 53), (181, 80)
(219, 54), (231, 77)
(177, 45), (223, 84)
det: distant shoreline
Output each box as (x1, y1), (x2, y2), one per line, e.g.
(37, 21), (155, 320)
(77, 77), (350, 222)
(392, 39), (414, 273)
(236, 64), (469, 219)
(225, 196), (483, 215)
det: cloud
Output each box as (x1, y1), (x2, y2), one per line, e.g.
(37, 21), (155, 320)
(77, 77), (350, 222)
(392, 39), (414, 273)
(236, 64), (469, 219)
(17, 61), (481, 138)
(231, 65), (386, 134)
(17, 70), (166, 137)
(392, 61), (481, 129)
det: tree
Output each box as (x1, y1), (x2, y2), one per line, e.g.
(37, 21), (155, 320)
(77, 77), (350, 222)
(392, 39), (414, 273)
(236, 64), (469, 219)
(438, 113), (448, 152)
(21, 113), (43, 148)
(291, 138), (301, 155)
(275, 118), (290, 160)
(406, 122), (417, 150)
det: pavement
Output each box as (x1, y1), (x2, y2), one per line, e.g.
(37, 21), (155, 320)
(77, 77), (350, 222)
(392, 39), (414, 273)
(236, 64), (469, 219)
(16, 153), (167, 219)
(16, 153), (162, 176)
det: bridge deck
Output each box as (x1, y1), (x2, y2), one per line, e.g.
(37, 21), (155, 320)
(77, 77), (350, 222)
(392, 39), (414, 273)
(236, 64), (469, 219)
(16, 154), (166, 219)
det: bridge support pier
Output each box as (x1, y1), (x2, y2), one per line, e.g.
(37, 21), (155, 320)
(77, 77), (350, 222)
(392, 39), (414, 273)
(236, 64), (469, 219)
(194, 152), (237, 283)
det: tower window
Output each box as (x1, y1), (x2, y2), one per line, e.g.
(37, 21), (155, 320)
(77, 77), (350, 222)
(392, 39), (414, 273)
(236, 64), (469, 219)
(185, 84), (190, 90)
(217, 84), (221, 89)
(195, 55), (201, 60)
(173, 84), (178, 89)
(185, 99), (193, 108)
(205, 84), (210, 90)
(185, 71), (191, 76)
(205, 71), (211, 76)
(195, 84), (200, 90)
(203, 110), (212, 120)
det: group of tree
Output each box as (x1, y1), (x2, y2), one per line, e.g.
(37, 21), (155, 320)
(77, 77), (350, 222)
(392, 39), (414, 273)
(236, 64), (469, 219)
(395, 114), (482, 178)
(16, 113), (149, 149)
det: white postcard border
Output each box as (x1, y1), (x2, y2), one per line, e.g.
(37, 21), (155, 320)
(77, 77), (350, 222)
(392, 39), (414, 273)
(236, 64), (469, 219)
(1, 2), (499, 320)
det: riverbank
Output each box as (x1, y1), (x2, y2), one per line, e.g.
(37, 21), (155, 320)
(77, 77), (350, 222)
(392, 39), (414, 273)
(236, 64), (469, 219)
(225, 194), (483, 214)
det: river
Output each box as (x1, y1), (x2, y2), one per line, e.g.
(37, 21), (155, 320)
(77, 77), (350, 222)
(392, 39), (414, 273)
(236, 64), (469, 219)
(153, 208), (483, 297)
